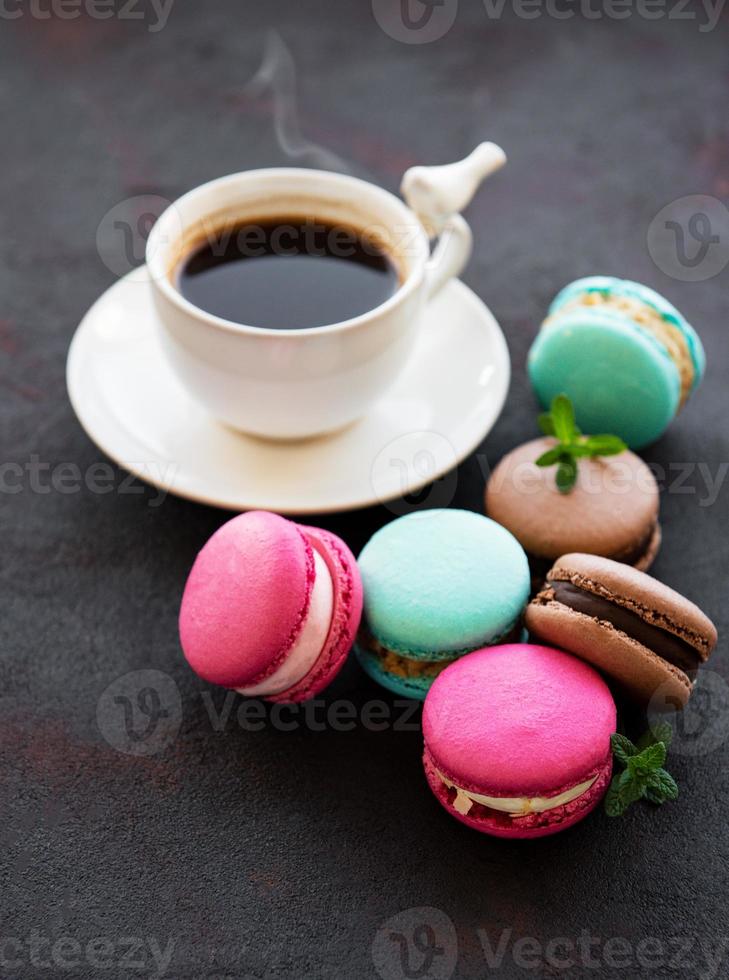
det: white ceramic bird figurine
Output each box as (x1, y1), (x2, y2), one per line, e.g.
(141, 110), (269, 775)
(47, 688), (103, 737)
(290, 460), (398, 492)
(401, 142), (506, 236)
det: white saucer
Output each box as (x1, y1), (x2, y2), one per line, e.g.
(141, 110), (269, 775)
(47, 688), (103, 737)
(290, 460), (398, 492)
(67, 271), (510, 513)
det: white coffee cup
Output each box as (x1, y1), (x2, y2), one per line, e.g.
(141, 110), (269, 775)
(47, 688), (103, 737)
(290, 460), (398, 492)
(146, 143), (505, 440)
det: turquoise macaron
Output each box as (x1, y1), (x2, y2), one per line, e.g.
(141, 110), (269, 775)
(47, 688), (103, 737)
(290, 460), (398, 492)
(355, 509), (530, 699)
(527, 276), (706, 449)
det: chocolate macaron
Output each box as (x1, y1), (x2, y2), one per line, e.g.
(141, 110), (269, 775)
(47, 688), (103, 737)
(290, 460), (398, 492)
(525, 553), (718, 709)
(486, 437), (660, 576)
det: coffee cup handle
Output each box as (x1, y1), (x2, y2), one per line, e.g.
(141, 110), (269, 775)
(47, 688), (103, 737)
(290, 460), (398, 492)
(423, 214), (473, 300)
(401, 141), (506, 300)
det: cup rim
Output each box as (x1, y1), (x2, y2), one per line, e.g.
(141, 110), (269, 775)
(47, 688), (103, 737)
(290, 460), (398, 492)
(146, 167), (429, 337)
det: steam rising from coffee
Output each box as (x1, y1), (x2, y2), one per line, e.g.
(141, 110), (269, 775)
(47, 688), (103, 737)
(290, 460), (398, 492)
(245, 32), (357, 175)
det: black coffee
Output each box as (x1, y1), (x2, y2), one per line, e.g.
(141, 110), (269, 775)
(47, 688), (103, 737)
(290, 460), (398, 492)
(177, 217), (400, 330)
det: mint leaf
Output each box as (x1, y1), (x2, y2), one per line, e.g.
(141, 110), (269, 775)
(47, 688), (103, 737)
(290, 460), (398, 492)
(619, 768), (647, 804)
(605, 769), (645, 816)
(653, 722), (674, 749)
(637, 722), (673, 751)
(607, 729), (677, 816)
(647, 768), (678, 801)
(604, 776), (627, 817)
(628, 770), (652, 799)
(644, 784), (667, 805)
(581, 434), (628, 456)
(551, 394), (577, 444)
(538, 412), (556, 436)
(535, 447), (565, 467)
(630, 741), (667, 773)
(533, 395), (625, 494)
(611, 733), (638, 765)
(567, 443), (595, 458)
(556, 457), (578, 493)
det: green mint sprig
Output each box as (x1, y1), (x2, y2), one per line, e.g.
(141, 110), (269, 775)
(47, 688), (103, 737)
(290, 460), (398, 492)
(536, 394), (627, 494)
(604, 723), (678, 817)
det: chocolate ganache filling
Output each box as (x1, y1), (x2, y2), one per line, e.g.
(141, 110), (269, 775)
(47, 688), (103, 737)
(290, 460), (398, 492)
(550, 581), (701, 677)
(529, 523), (658, 584)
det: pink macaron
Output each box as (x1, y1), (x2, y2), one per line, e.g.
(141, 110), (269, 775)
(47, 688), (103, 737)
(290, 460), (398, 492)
(422, 644), (616, 838)
(179, 511), (363, 702)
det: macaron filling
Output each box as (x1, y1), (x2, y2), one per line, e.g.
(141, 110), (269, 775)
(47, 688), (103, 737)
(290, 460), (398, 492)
(541, 580), (701, 677)
(606, 522), (660, 566)
(435, 767), (598, 819)
(548, 290), (695, 406)
(237, 550), (334, 697)
(527, 521), (659, 581)
(357, 628), (457, 678)
(357, 619), (522, 680)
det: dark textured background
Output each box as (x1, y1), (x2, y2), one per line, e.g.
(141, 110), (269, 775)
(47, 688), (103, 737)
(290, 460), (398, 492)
(2, 2), (728, 978)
